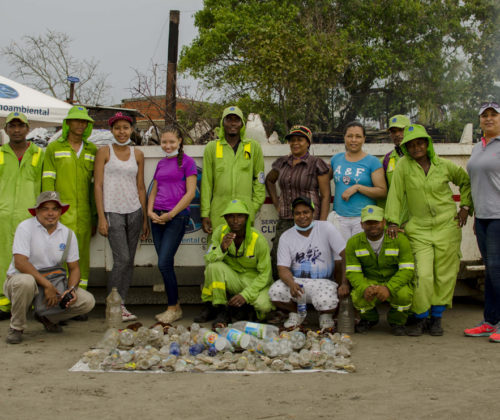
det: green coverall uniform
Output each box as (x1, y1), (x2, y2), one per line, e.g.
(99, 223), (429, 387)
(385, 125), (472, 316)
(346, 231), (415, 325)
(0, 142), (44, 313)
(201, 106), (265, 230)
(202, 199), (272, 320)
(42, 106), (96, 290)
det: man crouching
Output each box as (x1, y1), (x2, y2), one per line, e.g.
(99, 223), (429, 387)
(195, 199), (272, 326)
(4, 191), (95, 344)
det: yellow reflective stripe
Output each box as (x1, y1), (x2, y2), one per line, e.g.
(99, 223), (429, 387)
(398, 263), (415, 270)
(216, 141), (223, 158)
(220, 225), (229, 243)
(0, 150), (4, 165)
(243, 143), (251, 159)
(42, 171), (56, 179)
(346, 265), (362, 272)
(79, 279), (88, 287)
(388, 157), (396, 172)
(355, 249), (370, 257)
(385, 249), (399, 256)
(391, 303), (411, 312)
(55, 151), (72, 158)
(202, 287), (212, 296)
(245, 232), (259, 257)
(84, 153), (95, 162)
(212, 281), (226, 291)
(31, 147), (42, 167)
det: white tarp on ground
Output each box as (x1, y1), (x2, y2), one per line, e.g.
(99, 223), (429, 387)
(0, 75), (72, 128)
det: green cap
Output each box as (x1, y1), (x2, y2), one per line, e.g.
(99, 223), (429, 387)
(402, 124), (431, 145)
(5, 111), (29, 127)
(388, 114), (410, 130)
(361, 205), (385, 222)
(222, 199), (250, 216)
(64, 105), (94, 123)
(222, 105), (244, 122)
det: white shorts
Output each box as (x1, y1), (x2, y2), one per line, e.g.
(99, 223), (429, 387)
(335, 215), (363, 241)
(268, 277), (339, 311)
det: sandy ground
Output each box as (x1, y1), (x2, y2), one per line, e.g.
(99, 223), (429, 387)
(1, 298), (498, 420)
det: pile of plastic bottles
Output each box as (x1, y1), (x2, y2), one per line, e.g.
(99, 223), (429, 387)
(81, 321), (355, 373)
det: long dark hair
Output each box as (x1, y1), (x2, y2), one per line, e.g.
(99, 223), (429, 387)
(161, 125), (184, 168)
(343, 121), (366, 136)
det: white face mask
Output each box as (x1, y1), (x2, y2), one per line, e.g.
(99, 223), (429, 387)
(112, 137), (133, 146)
(164, 148), (179, 158)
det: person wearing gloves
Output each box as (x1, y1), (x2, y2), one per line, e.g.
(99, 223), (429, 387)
(346, 205), (414, 336)
(268, 196), (348, 330)
(385, 124), (472, 336)
(378, 114), (410, 209)
(201, 106), (265, 235)
(196, 199), (272, 325)
(42, 106), (97, 295)
(0, 112), (44, 320)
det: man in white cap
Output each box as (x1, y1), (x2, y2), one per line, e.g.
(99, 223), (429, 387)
(4, 191), (95, 344)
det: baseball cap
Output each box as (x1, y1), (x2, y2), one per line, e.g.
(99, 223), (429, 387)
(291, 196), (315, 211)
(388, 115), (410, 130)
(5, 111), (29, 127)
(478, 102), (500, 115)
(361, 205), (384, 222)
(285, 125), (313, 144)
(108, 112), (133, 127)
(28, 191), (70, 216)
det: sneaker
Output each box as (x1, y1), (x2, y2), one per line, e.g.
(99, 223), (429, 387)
(6, 328), (23, 344)
(428, 317), (443, 336)
(121, 305), (138, 322)
(406, 319), (426, 337)
(390, 323), (406, 336)
(194, 303), (218, 323)
(284, 312), (304, 328)
(156, 308), (183, 324)
(489, 331), (500, 343)
(464, 321), (497, 337)
(355, 319), (378, 334)
(319, 314), (335, 330)
(34, 313), (63, 333)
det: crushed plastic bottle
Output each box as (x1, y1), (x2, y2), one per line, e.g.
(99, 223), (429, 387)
(119, 329), (135, 347)
(169, 342), (181, 356)
(231, 321), (279, 339)
(106, 287), (122, 329)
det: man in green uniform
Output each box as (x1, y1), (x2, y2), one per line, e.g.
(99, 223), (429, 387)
(0, 112), (44, 319)
(385, 124), (472, 336)
(378, 114), (410, 209)
(196, 199), (272, 325)
(42, 106), (96, 291)
(201, 106), (265, 235)
(346, 205), (414, 335)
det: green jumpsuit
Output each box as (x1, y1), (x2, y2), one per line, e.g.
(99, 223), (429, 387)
(202, 199), (272, 320)
(0, 143), (44, 313)
(42, 106), (96, 290)
(385, 126), (472, 316)
(201, 106), (265, 230)
(346, 231), (415, 325)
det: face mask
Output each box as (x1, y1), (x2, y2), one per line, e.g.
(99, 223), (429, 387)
(112, 137), (133, 146)
(295, 221), (315, 232)
(164, 149), (179, 158)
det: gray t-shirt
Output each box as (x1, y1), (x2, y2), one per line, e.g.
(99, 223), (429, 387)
(277, 221), (346, 279)
(467, 137), (500, 219)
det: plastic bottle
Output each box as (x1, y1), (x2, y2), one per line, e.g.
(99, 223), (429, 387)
(189, 343), (205, 356)
(289, 331), (306, 350)
(106, 287), (122, 328)
(99, 328), (120, 349)
(296, 284), (307, 319)
(197, 328), (230, 351)
(337, 296), (355, 334)
(169, 342), (181, 356)
(216, 328), (252, 349)
(135, 326), (150, 347)
(119, 329), (135, 347)
(231, 321), (279, 339)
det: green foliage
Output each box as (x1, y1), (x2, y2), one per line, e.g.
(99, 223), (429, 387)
(180, 0), (500, 139)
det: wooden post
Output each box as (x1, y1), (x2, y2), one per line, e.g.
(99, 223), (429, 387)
(166, 10), (180, 125)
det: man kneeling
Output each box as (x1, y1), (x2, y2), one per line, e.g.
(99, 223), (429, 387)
(346, 205), (414, 335)
(4, 191), (95, 344)
(269, 197), (348, 330)
(196, 199), (272, 325)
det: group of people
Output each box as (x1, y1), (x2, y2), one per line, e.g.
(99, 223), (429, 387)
(1, 101), (499, 345)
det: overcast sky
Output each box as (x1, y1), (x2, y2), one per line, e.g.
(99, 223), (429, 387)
(0, 0), (204, 105)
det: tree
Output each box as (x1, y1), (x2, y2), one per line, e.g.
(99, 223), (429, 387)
(2, 30), (110, 105)
(180, 0), (497, 139)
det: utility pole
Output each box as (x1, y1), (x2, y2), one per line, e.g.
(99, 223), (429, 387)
(166, 10), (180, 125)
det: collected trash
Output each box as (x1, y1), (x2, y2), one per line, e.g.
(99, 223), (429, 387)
(79, 321), (356, 373)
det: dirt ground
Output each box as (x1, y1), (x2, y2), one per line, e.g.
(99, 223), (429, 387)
(1, 298), (498, 420)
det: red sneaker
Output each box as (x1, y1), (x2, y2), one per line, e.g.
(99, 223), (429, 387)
(464, 321), (497, 337)
(489, 331), (500, 343)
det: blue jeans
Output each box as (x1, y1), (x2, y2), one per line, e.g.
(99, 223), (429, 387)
(475, 218), (500, 324)
(151, 210), (189, 306)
